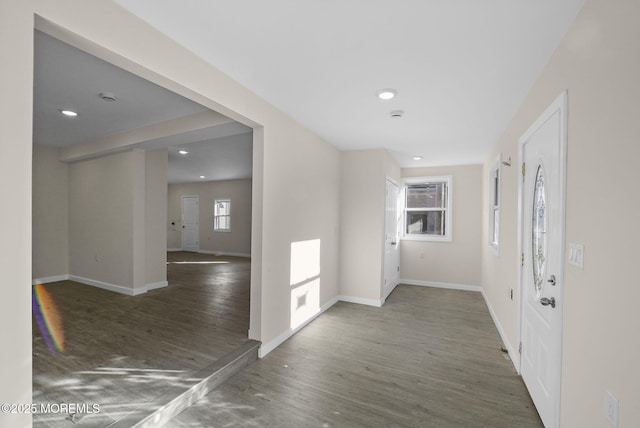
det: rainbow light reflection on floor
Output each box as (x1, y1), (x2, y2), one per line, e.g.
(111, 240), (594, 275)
(32, 283), (65, 353)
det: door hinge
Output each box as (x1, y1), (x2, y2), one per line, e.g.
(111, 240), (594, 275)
(397, 266), (400, 272)
(518, 342), (522, 354)
(521, 162), (526, 177)
(521, 253), (524, 266)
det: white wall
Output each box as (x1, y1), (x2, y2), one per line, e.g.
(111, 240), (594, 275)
(401, 165), (483, 288)
(260, 123), (341, 345)
(145, 148), (168, 286)
(339, 149), (400, 304)
(32, 145), (69, 281)
(0, 2), (33, 425)
(168, 179), (252, 255)
(68, 151), (135, 288)
(481, 0), (640, 426)
(33, 146), (167, 291)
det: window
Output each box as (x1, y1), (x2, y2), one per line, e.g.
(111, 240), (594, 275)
(402, 176), (452, 241)
(488, 155), (501, 253)
(214, 199), (231, 231)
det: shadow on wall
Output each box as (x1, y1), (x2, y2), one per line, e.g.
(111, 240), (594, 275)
(290, 239), (321, 329)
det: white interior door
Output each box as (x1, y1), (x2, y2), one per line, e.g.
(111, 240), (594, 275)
(181, 196), (199, 252)
(520, 93), (567, 428)
(383, 178), (400, 300)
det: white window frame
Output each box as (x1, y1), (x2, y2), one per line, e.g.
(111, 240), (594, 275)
(401, 175), (452, 242)
(488, 155), (501, 254)
(214, 199), (231, 232)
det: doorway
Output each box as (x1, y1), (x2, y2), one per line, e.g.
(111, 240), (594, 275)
(30, 23), (262, 427)
(181, 195), (200, 251)
(384, 178), (400, 300)
(518, 92), (567, 428)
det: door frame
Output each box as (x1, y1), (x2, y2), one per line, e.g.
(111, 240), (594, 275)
(181, 195), (200, 251)
(517, 91), (568, 427)
(383, 176), (401, 301)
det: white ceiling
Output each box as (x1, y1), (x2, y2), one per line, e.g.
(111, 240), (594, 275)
(33, 31), (252, 183)
(112, 0), (586, 167)
(166, 133), (253, 184)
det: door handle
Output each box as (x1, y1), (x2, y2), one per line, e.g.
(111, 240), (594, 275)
(391, 241), (397, 245)
(540, 297), (556, 308)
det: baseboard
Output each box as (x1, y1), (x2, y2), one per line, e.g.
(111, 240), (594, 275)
(259, 296), (339, 358)
(67, 275), (167, 296)
(197, 250), (251, 258)
(481, 289), (520, 373)
(69, 275), (139, 296)
(337, 295), (383, 307)
(32, 274), (70, 285)
(167, 248), (251, 258)
(146, 281), (168, 291)
(400, 279), (481, 292)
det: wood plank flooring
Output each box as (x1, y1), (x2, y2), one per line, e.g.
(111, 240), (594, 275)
(32, 252), (250, 427)
(167, 285), (543, 428)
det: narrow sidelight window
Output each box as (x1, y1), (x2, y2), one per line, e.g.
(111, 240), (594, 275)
(488, 155), (501, 253)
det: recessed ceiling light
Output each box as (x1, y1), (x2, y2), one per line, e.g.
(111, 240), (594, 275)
(199, 175), (205, 179)
(377, 89), (397, 100)
(412, 156), (423, 161)
(59, 109), (78, 117)
(178, 150), (189, 155)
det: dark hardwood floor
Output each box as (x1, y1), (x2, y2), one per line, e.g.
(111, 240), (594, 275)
(32, 252), (250, 427)
(167, 285), (543, 428)
(33, 260), (542, 428)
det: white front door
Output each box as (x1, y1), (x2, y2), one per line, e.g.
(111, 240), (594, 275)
(383, 178), (400, 300)
(182, 196), (199, 252)
(519, 92), (567, 428)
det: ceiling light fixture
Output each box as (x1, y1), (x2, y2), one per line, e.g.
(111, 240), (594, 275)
(199, 175), (205, 179)
(59, 109), (78, 117)
(178, 150), (189, 155)
(412, 156), (423, 161)
(377, 89), (397, 100)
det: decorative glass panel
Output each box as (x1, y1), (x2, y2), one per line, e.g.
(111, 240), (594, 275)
(532, 165), (547, 297)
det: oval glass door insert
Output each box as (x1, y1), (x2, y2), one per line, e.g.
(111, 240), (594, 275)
(532, 164), (547, 298)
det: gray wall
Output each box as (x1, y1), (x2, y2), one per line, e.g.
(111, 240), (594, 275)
(339, 149), (401, 304)
(168, 179), (252, 255)
(32, 145), (69, 280)
(401, 164), (483, 287)
(481, 0), (640, 425)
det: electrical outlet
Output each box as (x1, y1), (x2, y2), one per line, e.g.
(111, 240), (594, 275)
(605, 390), (618, 427)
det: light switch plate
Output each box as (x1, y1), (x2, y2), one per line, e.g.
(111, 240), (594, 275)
(568, 243), (584, 268)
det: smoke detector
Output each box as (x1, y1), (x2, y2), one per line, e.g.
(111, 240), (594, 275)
(99, 92), (117, 102)
(390, 110), (404, 118)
